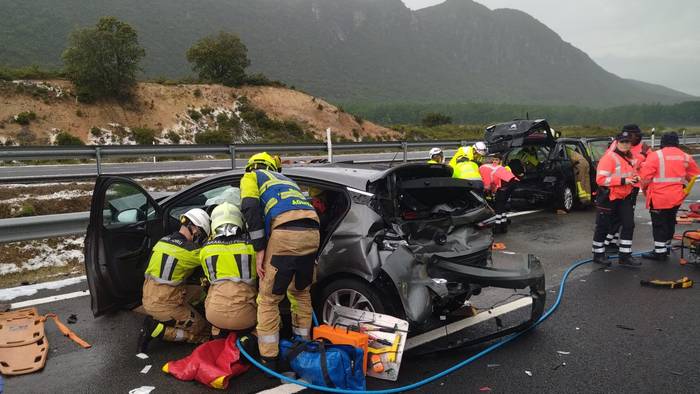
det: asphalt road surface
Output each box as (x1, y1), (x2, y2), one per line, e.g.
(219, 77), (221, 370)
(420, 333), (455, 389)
(4, 190), (700, 393)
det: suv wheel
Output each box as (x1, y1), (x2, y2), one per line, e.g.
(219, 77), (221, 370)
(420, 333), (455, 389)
(556, 185), (574, 212)
(317, 278), (387, 324)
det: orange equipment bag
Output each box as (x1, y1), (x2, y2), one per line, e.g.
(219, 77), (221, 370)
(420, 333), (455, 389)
(313, 324), (369, 374)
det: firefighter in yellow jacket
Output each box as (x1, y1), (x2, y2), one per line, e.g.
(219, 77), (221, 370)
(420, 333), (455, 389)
(240, 152), (320, 371)
(138, 208), (211, 352)
(200, 202), (257, 334)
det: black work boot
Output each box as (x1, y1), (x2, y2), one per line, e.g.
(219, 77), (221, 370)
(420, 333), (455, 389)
(238, 335), (259, 364)
(618, 254), (642, 267)
(605, 244), (619, 255)
(137, 316), (165, 353)
(641, 251), (668, 261)
(592, 253), (611, 266)
(260, 356), (279, 379)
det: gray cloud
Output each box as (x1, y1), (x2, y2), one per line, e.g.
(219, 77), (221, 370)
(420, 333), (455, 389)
(403, 0), (700, 96)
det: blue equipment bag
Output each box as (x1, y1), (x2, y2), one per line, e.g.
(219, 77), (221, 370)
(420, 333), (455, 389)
(280, 339), (365, 390)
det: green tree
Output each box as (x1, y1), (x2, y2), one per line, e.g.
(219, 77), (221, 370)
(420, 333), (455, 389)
(55, 131), (84, 145)
(186, 32), (250, 86)
(421, 112), (452, 127)
(62, 17), (145, 102)
(131, 127), (156, 145)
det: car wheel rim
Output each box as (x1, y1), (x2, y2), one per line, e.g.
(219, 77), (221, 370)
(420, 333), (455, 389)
(564, 187), (573, 210)
(322, 288), (375, 323)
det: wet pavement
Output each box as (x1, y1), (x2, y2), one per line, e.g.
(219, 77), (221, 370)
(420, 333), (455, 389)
(4, 190), (700, 393)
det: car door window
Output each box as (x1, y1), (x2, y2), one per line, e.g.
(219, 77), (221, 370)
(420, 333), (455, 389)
(588, 140), (611, 162)
(103, 182), (155, 228)
(168, 184), (241, 222)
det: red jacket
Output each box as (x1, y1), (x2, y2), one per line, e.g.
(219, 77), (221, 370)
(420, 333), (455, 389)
(479, 164), (517, 192)
(596, 150), (637, 201)
(639, 147), (700, 209)
(607, 141), (651, 170)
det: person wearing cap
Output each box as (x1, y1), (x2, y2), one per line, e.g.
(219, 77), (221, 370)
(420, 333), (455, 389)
(239, 152), (320, 371)
(591, 131), (642, 267)
(639, 132), (700, 261)
(480, 153), (519, 233)
(427, 147), (445, 164)
(603, 124), (652, 252)
(138, 208), (212, 352)
(199, 202), (258, 333)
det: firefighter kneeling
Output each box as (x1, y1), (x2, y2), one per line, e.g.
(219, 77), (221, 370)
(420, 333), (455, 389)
(200, 202), (258, 333)
(480, 153), (518, 234)
(139, 208), (212, 352)
(240, 152), (320, 372)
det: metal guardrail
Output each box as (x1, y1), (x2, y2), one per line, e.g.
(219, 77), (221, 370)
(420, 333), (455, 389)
(0, 212), (89, 243)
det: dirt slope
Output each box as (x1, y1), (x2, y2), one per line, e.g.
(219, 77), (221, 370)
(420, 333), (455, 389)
(0, 80), (394, 144)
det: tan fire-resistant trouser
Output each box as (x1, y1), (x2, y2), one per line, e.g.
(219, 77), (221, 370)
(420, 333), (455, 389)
(142, 277), (210, 343)
(257, 225), (320, 358)
(205, 281), (258, 332)
(570, 150), (591, 202)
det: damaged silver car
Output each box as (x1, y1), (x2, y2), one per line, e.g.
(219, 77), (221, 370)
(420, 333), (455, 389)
(85, 162), (545, 345)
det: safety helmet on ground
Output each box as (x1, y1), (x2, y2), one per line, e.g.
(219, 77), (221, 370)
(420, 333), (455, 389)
(428, 147), (443, 159)
(474, 141), (487, 156)
(246, 152), (280, 172)
(210, 202), (244, 235)
(180, 208), (211, 238)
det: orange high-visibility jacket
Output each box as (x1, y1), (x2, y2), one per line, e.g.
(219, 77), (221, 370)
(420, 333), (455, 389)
(596, 150), (637, 200)
(639, 147), (700, 209)
(479, 164), (517, 193)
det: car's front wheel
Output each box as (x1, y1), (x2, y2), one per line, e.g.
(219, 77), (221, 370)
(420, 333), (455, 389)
(317, 278), (388, 324)
(555, 184), (574, 212)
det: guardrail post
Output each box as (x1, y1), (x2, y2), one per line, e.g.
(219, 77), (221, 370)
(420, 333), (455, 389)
(682, 129), (686, 145)
(326, 128), (333, 163)
(95, 147), (102, 175)
(460, 140), (467, 148)
(402, 141), (408, 163)
(229, 145), (236, 169)
(650, 128), (655, 148)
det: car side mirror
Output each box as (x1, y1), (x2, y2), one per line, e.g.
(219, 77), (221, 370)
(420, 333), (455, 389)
(116, 208), (145, 224)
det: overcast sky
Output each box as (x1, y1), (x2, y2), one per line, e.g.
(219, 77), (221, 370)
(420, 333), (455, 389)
(403, 0), (700, 96)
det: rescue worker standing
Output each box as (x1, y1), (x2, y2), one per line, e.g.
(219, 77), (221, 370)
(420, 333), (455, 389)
(240, 152), (320, 371)
(565, 146), (591, 204)
(449, 141), (487, 167)
(200, 202), (257, 333)
(591, 131), (641, 267)
(604, 124), (651, 252)
(427, 147), (445, 164)
(138, 208), (211, 352)
(480, 153), (518, 233)
(640, 132), (700, 260)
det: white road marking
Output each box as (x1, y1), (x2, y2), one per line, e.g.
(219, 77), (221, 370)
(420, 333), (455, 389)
(10, 290), (89, 309)
(257, 383), (307, 394)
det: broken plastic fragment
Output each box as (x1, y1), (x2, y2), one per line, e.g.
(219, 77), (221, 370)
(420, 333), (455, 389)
(556, 351), (571, 355)
(670, 370), (683, 376)
(140, 365), (152, 374)
(136, 353), (149, 359)
(525, 370), (532, 377)
(128, 386), (155, 394)
(575, 327), (580, 330)
(479, 387), (492, 392)
(615, 324), (635, 331)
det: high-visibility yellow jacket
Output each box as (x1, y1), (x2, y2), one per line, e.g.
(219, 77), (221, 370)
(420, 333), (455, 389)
(199, 237), (256, 285)
(144, 232), (201, 285)
(240, 169), (317, 251)
(452, 160), (482, 180)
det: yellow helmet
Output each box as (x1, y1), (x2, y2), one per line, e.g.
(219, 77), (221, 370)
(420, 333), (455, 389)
(210, 202), (244, 234)
(246, 152), (280, 172)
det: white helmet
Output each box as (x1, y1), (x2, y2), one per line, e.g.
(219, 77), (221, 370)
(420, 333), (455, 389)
(428, 147), (443, 158)
(180, 208), (211, 238)
(474, 141), (487, 155)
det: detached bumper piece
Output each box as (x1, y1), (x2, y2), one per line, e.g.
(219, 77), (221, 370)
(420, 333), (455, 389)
(411, 254), (545, 354)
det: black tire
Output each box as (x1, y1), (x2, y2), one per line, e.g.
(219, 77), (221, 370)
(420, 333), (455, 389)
(315, 278), (389, 325)
(554, 184), (574, 212)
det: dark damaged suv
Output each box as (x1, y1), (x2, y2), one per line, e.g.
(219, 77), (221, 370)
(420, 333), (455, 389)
(85, 163), (545, 335)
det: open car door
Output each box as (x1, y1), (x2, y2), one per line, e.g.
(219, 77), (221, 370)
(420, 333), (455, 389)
(84, 176), (162, 317)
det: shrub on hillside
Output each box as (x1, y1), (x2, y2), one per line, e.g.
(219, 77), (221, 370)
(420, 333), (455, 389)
(421, 112), (452, 127)
(195, 129), (230, 144)
(15, 129), (37, 145)
(166, 130), (181, 144)
(14, 111), (37, 125)
(188, 109), (202, 121)
(90, 127), (102, 137)
(131, 127), (157, 145)
(55, 131), (84, 145)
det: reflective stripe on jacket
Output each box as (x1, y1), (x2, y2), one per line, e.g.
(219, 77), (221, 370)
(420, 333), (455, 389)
(144, 233), (201, 285)
(240, 169), (316, 250)
(607, 141), (651, 170)
(639, 147), (700, 209)
(199, 237), (256, 284)
(479, 164), (516, 192)
(596, 150), (636, 201)
(451, 159), (482, 180)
